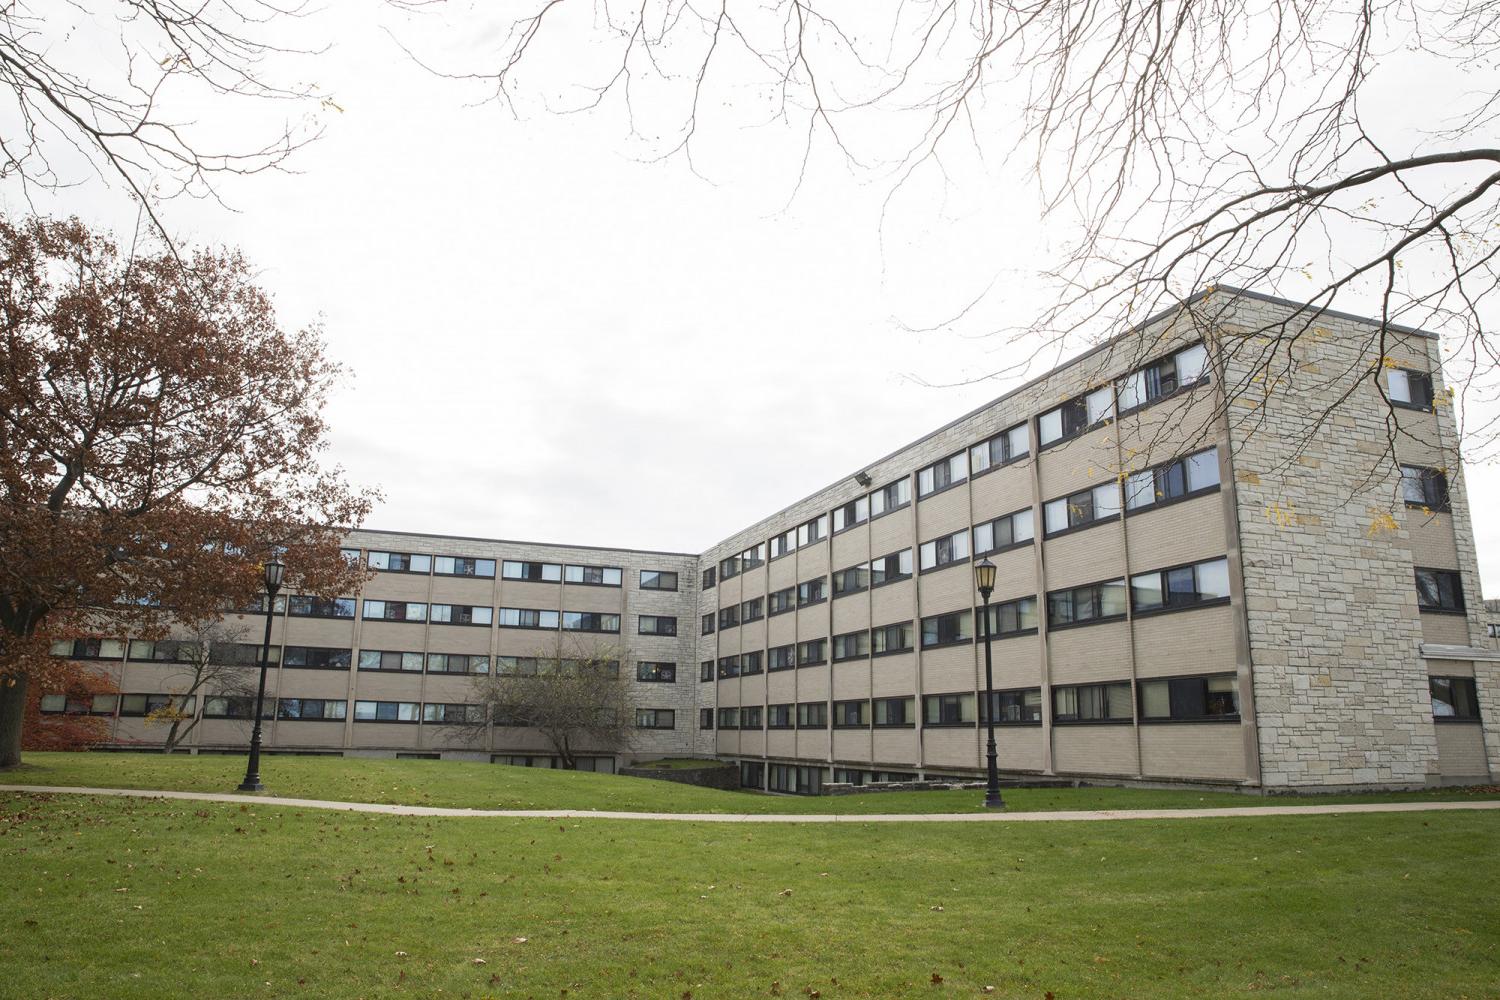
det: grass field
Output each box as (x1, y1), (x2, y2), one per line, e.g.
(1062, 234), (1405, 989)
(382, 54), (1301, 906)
(4, 751), (1498, 815)
(0, 787), (1496, 999)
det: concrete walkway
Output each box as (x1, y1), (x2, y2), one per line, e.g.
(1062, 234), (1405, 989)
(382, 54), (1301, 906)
(3, 783), (1499, 823)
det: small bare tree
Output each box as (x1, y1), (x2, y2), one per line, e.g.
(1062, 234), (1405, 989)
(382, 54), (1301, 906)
(472, 636), (632, 770)
(143, 621), (258, 753)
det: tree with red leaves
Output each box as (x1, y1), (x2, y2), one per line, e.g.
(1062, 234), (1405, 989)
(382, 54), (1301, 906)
(0, 215), (376, 768)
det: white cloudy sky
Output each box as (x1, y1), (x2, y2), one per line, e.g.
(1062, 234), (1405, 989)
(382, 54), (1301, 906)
(8, 4), (1499, 590)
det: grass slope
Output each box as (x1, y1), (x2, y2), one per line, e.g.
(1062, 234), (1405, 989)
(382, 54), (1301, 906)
(0, 790), (1496, 999)
(4, 752), (1498, 815)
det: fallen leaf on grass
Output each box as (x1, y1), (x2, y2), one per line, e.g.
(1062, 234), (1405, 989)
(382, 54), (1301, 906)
(930, 972), (943, 984)
(472, 958), (487, 965)
(778, 889), (793, 897)
(512, 936), (529, 944)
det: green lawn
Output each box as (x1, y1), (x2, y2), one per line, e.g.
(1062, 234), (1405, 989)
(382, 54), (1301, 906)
(0, 790), (1495, 999)
(4, 752), (1498, 815)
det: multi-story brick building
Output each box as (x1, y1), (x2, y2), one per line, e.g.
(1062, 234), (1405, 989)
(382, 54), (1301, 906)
(47, 288), (1498, 790)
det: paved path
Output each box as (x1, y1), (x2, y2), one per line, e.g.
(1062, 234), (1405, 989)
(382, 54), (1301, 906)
(3, 784), (1499, 823)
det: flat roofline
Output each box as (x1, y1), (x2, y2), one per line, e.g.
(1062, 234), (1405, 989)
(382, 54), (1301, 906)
(349, 525), (698, 561)
(701, 285), (1440, 554)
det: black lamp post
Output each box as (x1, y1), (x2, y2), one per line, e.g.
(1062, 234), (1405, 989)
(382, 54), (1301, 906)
(238, 556), (284, 793)
(974, 557), (1004, 809)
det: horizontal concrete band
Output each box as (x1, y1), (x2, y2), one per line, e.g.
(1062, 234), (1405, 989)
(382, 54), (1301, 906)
(2, 784), (1497, 824)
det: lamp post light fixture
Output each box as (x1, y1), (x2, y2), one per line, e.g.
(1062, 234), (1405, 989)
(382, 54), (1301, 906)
(237, 556), (285, 793)
(974, 557), (1005, 810)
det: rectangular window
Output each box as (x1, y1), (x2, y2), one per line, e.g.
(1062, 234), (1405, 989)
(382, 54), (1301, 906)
(288, 595), (356, 619)
(126, 639), (199, 663)
(1138, 674), (1239, 721)
(494, 656), (539, 676)
(832, 630), (870, 661)
(797, 577), (827, 607)
(430, 604), (493, 626)
(716, 655), (740, 679)
(741, 542), (767, 570)
(502, 560), (562, 582)
(635, 708), (676, 729)
(717, 707), (739, 729)
(832, 564), (870, 596)
(422, 703), (485, 725)
(797, 701), (828, 728)
(204, 696), (270, 720)
(700, 660), (714, 682)
(275, 698), (346, 721)
(917, 452), (969, 497)
(638, 615), (678, 636)
(740, 760), (764, 788)
(973, 509), (1035, 555)
(702, 612), (716, 635)
(426, 653), (489, 675)
(797, 639), (827, 666)
(1053, 682), (1133, 723)
(767, 703), (793, 729)
(981, 596), (1039, 637)
(741, 597), (764, 622)
(719, 554), (741, 580)
(770, 528), (797, 559)
(1130, 557), (1232, 614)
(919, 528), (971, 572)
(833, 699), (870, 727)
(768, 644), (796, 671)
(353, 700), (420, 722)
(562, 565), (622, 586)
(433, 555), (496, 578)
(283, 646), (351, 670)
(871, 549), (914, 586)
(739, 651), (763, 675)
(920, 610), (972, 648)
(367, 551), (432, 574)
(51, 638), (127, 660)
(982, 688), (1043, 724)
(1125, 446), (1221, 511)
(923, 693), (976, 726)
(1038, 386), (1115, 446)
(1388, 368), (1435, 410)
(768, 586), (797, 615)
(702, 567), (717, 589)
(1116, 342), (1210, 412)
(1430, 676), (1480, 720)
(638, 569), (678, 590)
(1400, 465), (1450, 512)
(637, 661), (676, 683)
(358, 650), (425, 672)
(797, 514), (830, 547)
(699, 707), (714, 729)
(363, 600), (428, 622)
(832, 495), (870, 532)
(970, 423), (1030, 474)
(768, 764), (823, 795)
(118, 693), (195, 717)
(869, 478), (912, 518)
(871, 621), (914, 655)
(740, 705), (762, 730)
(1043, 482), (1122, 536)
(718, 605), (740, 630)
(498, 607), (561, 629)
(562, 611), (620, 633)
(1415, 568), (1465, 613)
(1047, 579), (1127, 627)
(873, 696), (915, 727)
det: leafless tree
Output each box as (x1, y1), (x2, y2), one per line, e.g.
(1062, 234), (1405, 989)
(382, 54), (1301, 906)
(143, 621), (258, 752)
(471, 636), (633, 770)
(0, 1), (332, 236)
(413, 1), (1500, 468)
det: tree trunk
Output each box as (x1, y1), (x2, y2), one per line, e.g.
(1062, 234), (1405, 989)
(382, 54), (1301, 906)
(0, 673), (27, 769)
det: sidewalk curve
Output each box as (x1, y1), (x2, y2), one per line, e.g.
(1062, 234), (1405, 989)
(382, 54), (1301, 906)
(3, 784), (1499, 823)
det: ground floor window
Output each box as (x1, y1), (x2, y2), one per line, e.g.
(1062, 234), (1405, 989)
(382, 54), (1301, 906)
(1430, 676), (1481, 720)
(739, 760), (765, 789)
(768, 763), (824, 795)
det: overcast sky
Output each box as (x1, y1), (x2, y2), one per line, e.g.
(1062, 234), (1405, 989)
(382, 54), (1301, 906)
(9, 5), (1499, 591)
